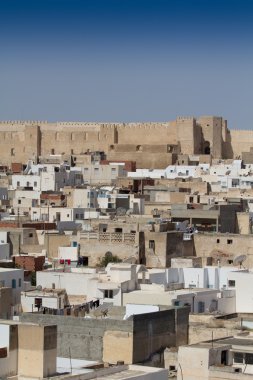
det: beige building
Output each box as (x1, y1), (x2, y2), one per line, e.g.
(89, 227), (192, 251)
(177, 333), (253, 379)
(0, 115), (248, 168)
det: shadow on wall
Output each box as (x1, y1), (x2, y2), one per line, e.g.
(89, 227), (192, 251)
(222, 131), (234, 159)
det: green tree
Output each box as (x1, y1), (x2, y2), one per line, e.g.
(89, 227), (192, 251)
(31, 272), (36, 286)
(98, 251), (122, 267)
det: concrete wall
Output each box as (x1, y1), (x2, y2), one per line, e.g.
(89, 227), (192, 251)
(20, 313), (134, 361)
(20, 307), (189, 364)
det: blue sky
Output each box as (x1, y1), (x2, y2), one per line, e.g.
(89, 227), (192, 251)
(0, 0), (252, 129)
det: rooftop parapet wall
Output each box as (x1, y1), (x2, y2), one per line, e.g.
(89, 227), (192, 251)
(20, 307), (189, 364)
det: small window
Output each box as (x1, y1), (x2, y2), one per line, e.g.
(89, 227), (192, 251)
(198, 301), (205, 313)
(18, 199), (21, 204)
(51, 149), (55, 154)
(234, 352), (244, 364)
(29, 233), (33, 238)
(149, 240), (155, 250)
(228, 260), (233, 264)
(12, 279), (16, 289)
(34, 181), (37, 187)
(11, 148), (15, 156)
(104, 289), (113, 298)
(35, 298), (42, 309)
(228, 280), (235, 287)
(17, 181), (20, 187)
(26, 182), (30, 187)
(216, 239), (220, 243)
(18, 278), (21, 287)
(245, 353), (253, 365)
(227, 239), (233, 244)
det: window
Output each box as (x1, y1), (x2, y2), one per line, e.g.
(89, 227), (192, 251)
(104, 289), (113, 298)
(228, 260), (233, 265)
(35, 298), (42, 309)
(29, 233), (33, 238)
(234, 352), (244, 364)
(18, 278), (21, 287)
(94, 168), (99, 175)
(34, 181), (37, 187)
(216, 239), (220, 243)
(227, 239), (233, 244)
(232, 179), (239, 188)
(18, 199), (21, 204)
(11, 148), (15, 156)
(228, 280), (235, 287)
(149, 240), (155, 250)
(221, 350), (228, 365)
(245, 353), (253, 365)
(17, 181), (20, 187)
(12, 279), (16, 289)
(198, 301), (205, 313)
(51, 149), (55, 155)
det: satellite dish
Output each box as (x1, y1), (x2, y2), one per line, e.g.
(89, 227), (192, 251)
(233, 255), (247, 268)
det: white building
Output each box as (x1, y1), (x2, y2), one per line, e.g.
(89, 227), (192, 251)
(227, 270), (253, 313)
(0, 232), (10, 260)
(0, 268), (24, 310)
(123, 284), (235, 314)
(21, 288), (68, 312)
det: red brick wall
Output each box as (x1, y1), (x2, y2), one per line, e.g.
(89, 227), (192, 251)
(13, 255), (45, 271)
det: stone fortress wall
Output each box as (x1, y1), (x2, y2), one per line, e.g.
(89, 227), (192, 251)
(0, 116), (252, 167)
